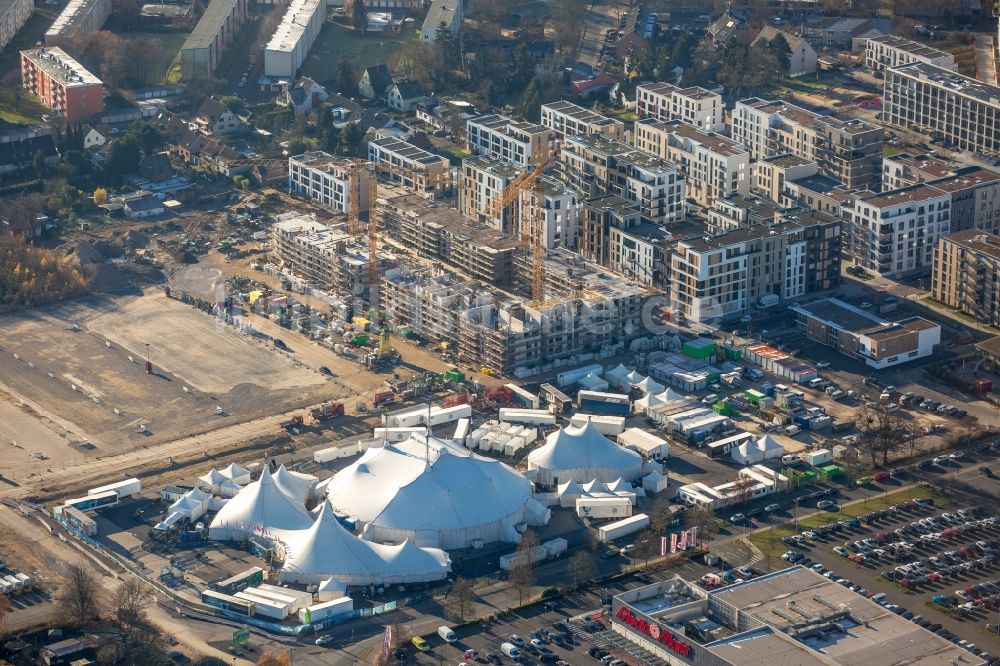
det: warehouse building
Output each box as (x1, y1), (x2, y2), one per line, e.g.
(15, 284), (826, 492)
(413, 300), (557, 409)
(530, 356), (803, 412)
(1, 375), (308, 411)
(263, 0), (325, 78)
(44, 0), (109, 45)
(180, 0), (248, 79)
(610, 567), (984, 666)
(791, 297), (940, 368)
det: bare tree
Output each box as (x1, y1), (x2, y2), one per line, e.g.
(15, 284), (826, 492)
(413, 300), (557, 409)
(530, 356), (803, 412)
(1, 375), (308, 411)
(686, 505), (720, 537)
(256, 651), (292, 666)
(508, 560), (535, 606)
(649, 497), (674, 532)
(0, 594), (10, 635)
(632, 529), (660, 567)
(115, 577), (152, 626)
(61, 563), (99, 626)
(731, 475), (757, 505)
(856, 402), (919, 467)
(517, 529), (541, 565)
(568, 550), (597, 588)
(446, 577), (476, 622)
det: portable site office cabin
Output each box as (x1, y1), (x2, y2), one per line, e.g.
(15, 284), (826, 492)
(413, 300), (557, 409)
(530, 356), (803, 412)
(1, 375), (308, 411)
(617, 428), (669, 458)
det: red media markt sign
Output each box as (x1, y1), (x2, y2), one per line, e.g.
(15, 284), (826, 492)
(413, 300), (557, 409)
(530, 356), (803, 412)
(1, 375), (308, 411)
(616, 607), (694, 659)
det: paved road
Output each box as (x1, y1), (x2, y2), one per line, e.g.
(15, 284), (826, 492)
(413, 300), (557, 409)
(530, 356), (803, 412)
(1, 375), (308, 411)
(975, 34), (998, 85)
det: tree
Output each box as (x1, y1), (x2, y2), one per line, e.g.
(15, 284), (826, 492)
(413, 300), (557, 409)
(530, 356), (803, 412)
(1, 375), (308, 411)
(61, 563), (99, 626)
(351, 0), (366, 31)
(670, 32), (699, 71)
(510, 42), (535, 91)
(568, 550), (597, 588)
(339, 121), (366, 157)
(551, 0), (583, 53)
(113, 0), (142, 29)
(0, 594), (10, 635)
(507, 560), (534, 606)
(767, 32), (792, 74)
(92, 187), (108, 206)
(219, 95), (246, 114)
(446, 577), (476, 622)
(686, 504), (720, 537)
(256, 652), (292, 666)
(517, 529), (540, 564)
(336, 59), (357, 95)
(633, 530), (661, 567)
(115, 577), (152, 626)
(520, 78), (542, 122)
(855, 402), (919, 466)
(105, 134), (142, 181)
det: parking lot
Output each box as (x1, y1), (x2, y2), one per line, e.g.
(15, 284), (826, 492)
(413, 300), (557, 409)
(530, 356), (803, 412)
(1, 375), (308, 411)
(769, 495), (1000, 661)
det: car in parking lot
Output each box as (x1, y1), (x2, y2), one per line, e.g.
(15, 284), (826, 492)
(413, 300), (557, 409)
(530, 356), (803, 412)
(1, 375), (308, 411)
(765, 503), (782, 512)
(730, 513), (747, 524)
(817, 500), (837, 510)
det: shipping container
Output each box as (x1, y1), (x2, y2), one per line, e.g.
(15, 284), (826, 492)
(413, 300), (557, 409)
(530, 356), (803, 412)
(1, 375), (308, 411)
(682, 338), (717, 360)
(805, 449), (832, 466)
(313, 445), (359, 463)
(213, 567), (264, 595)
(243, 587), (303, 612)
(575, 497), (633, 519)
(64, 490), (119, 511)
(569, 413), (626, 435)
(706, 432), (755, 458)
(542, 538), (568, 558)
(500, 545), (549, 570)
(234, 592), (289, 620)
(598, 514), (651, 542)
(578, 393), (631, 416)
(63, 505), (97, 536)
(452, 418), (470, 444)
(505, 384), (540, 409)
(298, 597), (354, 624)
(88, 478), (141, 499)
(373, 426), (426, 442)
(4, 575), (21, 593)
(498, 408), (557, 426)
(14, 573), (31, 590)
(201, 590), (255, 616)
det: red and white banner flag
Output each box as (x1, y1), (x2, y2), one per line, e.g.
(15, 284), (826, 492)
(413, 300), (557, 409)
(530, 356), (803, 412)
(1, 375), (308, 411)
(661, 536), (667, 557)
(670, 533), (678, 554)
(383, 625), (392, 656)
(690, 526), (699, 547)
(680, 530), (689, 550)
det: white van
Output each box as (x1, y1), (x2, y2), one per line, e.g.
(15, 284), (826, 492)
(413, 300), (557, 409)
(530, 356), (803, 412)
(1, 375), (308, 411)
(785, 425), (801, 436)
(501, 642), (522, 659)
(808, 377), (826, 389)
(438, 626), (457, 643)
(781, 454), (799, 465)
(748, 369), (764, 380)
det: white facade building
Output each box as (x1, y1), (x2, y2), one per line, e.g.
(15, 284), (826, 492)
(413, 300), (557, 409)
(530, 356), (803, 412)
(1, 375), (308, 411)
(540, 100), (625, 141)
(634, 118), (750, 207)
(264, 0), (326, 78)
(466, 114), (557, 168)
(635, 82), (726, 133)
(846, 184), (951, 277)
(865, 34), (956, 72)
(288, 151), (370, 213)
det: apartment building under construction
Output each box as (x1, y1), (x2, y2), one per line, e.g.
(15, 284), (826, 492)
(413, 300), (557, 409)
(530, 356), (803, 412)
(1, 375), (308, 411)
(381, 267), (646, 375)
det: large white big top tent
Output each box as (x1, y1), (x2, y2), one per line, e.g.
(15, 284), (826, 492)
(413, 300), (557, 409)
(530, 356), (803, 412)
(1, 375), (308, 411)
(208, 467), (313, 541)
(322, 434), (550, 549)
(280, 504), (451, 586)
(527, 418), (643, 485)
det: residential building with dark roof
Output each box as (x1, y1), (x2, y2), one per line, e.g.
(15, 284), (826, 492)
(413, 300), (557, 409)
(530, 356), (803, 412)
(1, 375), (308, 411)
(359, 64), (392, 99)
(932, 230), (1000, 327)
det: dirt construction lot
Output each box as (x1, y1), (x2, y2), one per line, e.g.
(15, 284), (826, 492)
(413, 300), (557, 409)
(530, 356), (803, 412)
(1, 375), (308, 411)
(0, 290), (335, 477)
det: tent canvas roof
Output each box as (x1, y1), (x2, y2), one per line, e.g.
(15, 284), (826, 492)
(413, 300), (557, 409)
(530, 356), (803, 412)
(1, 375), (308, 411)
(219, 462), (250, 482)
(758, 434), (783, 451)
(528, 419), (642, 472)
(199, 469), (226, 487)
(634, 377), (665, 395)
(273, 464), (317, 502)
(606, 363), (631, 380)
(209, 467), (313, 534)
(557, 480), (584, 496)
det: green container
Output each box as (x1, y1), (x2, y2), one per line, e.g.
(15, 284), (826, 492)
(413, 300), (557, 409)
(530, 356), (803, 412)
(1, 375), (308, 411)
(820, 465), (843, 478)
(723, 346), (742, 361)
(681, 339), (717, 359)
(707, 373), (721, 384)
(403, 330), (416, 340)
(712, 403), (732, 415)
(352, 334), (369, 346)
(444, 368), (465, 382)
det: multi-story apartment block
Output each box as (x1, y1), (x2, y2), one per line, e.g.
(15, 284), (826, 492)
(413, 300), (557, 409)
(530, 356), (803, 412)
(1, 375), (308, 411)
(609, 222), (669, 286)
(466, 114), (557, 168)
(263, 0), (325, 78)
(670, 214), (841, 323)
(271, 212), (381, 297)
(288, 151), (370, 214)
(635, 82), (726, 133)
(634, 118), (750, 207)
(783, 172), (852, 217)
(932, 231), (1000, 327)
(180, 0), (248, 79)
(20, 47), (103, 121)
(44, 0), (110, 46)
(792, 297), (940, 368)
(732, 98), (883, 189)
(753, 154), (819, 204)
(706, 195), (781, 235)
(882, 152), (959, 190)
(579, 195), (641, 267)
(1, 0), (32, 51)
(927, 168), (1000, 236)
(560, 133), (686, 226)
(458, 156), (581, 248)
(380, 194), (518, 286)
(540, 100), (625, 141)
(367, 137), (451, 196)
(865, 34), (956, 72)
(846, 183), (951, 277)
(883, 63), (1000, 157)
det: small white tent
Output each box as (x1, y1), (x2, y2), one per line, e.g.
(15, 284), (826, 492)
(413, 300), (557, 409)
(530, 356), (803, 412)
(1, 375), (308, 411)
(605, 363), (633, 389)
(273, 464), (317, 502)
(198, 469), (227, 494)
(731, 434), (786, 464)
(527, 418), (644, 484)
(578, 372), (610, 392)
(634, 377), (665, 395)
(556, 480), (585, 508)
(208, 467), (313, 541)
(219, 462), (251, 486)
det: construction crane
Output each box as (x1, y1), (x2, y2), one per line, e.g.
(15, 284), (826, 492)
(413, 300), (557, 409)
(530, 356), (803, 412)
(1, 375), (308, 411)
(488, 147), (548, 302)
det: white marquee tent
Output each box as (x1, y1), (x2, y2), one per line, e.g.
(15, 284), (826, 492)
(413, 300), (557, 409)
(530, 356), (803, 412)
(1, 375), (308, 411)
(633, 376), (665, 395)
(155, 487), (213, 531)
(322, 435), (550, 549)
(732, 434), (786, 465)
(219, 462), (251, 486)
(280, 504), (451, 586)
(605, 363), (634, 390)
(527, 418), (643, 485)
(208, 467), (313, 541)
(197, 469), (241, 497)
(272, 464), (317, 502)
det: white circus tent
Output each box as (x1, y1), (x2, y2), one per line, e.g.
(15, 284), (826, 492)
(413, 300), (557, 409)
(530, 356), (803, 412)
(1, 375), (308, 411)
(527, 418), (643, 484)
(208, 467), (313, 541)
(323, 435), (550, 549)
(280, 503), (451, 586)
(272, 464), (317, 502)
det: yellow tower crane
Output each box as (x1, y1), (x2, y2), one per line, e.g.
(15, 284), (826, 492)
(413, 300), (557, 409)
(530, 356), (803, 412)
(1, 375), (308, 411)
(488, 147), (548, 303)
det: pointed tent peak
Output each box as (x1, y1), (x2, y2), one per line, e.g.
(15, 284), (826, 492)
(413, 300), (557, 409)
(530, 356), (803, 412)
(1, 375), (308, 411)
(757, 434), (782, 450)
(558, 479), (584, 495)
(258, 465), (274, 484)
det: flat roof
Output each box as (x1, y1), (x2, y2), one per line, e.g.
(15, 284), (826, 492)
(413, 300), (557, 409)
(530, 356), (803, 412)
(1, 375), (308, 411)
(927, 167), (1000, 193)
(742, 98), (881, 136)
(422, 0), (458, 33)
(707, 628), (828, 665)
(183, 0), (243, 51)
(860, 183), (947, 208)
(867, 34), (953, 62)
(463, 154), (521, 179)
(470, 113), (551, 138)
(20, 47), (101, 86)
(884, 152), (958, 179)
(888, 61), (1000, 105)
(370, 136), (446, 167)
(863, 317), (938, 341)
(384, 194), (518, 250)
(637, 118), (748, 157)
(638, 81), (720, 101)
(680, 217), (817, 252)
(265, 0), (323, 54)
(542, 100), (623, 128)
(792, 298), (885, 333)
(943, 229), (1000, 259)
(789, 173), (844, 194)
(713, 567), (978, 666)
(565, 133), (676, 172)
(46, 0), (106, 36)
(762, 153), (816, 169)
